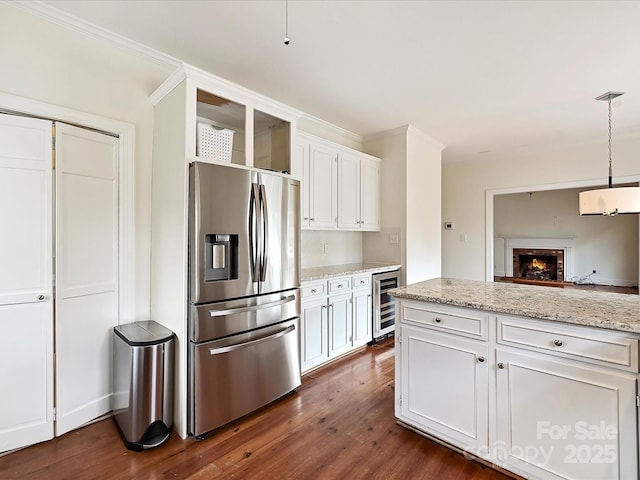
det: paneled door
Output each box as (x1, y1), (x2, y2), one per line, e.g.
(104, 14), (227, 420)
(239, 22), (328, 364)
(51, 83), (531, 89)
(54, 123), (118, 436)
(0, 114), (54, 452)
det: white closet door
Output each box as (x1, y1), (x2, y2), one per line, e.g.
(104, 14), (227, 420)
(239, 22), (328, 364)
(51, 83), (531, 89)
(0, 114), (54, 452)
(54, 123), (118, 436)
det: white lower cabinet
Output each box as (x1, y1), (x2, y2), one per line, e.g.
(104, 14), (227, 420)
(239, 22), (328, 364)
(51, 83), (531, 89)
(300, 295), (329, 372)
(352, 285), (372, 348)
(400, 324), (489, 451)
(495, 348), (637, 480)
(395, 300), (639, 480)
(301, 273), (373, 373)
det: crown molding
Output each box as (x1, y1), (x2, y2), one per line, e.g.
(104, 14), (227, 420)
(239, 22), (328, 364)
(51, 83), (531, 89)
(7, 0), (180, 68)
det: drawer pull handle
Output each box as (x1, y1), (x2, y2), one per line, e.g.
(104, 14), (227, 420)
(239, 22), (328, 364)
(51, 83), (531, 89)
(477, 356), (486, 363)
(497, 362), (505, 369)
(435, 317), (442, 323)
(311, 289), (317, 293)
(338, 284), (343, 288)
(553, 339), (564, 347)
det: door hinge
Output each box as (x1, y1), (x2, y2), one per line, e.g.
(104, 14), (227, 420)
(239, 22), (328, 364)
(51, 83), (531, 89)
(636, 395), (639, 408)
(399, 395), (402, 407)
(53, 407), (56, 421)
(398, 335), (402, 344)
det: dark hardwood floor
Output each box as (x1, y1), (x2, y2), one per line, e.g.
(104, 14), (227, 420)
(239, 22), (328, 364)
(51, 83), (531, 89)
(0, 339), (512, 480)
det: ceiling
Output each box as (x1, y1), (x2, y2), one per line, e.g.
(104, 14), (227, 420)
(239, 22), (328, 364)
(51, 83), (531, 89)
(37, 0), (640, 164)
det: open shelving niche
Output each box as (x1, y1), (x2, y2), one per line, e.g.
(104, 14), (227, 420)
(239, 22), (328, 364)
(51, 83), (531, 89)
(194, 87), (292, 174)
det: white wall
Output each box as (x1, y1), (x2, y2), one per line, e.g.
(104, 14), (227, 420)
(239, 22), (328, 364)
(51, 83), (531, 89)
(442, 137), (640, 282)
(494, 188), (638, 286)
(405, 126), (442, 284)
(0, 4), (174, 319)
(363, 126), (443, 285)
(363, 127), (407, 281)
(301, 231), (363, 268)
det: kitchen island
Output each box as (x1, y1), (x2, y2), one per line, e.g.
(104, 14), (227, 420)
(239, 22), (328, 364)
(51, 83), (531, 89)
(390, 278), (640, 480)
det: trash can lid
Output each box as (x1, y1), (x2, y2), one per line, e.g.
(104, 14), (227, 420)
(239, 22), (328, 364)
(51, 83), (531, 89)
(114, 320), (175, 346)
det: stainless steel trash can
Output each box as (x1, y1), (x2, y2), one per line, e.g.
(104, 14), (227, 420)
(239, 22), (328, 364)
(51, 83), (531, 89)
(112, 320), (175, 451)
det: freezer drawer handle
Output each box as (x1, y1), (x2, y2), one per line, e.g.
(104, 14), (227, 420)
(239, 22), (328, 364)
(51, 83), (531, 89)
(208, 324), (296, 355)
(208, 294), (296, 317)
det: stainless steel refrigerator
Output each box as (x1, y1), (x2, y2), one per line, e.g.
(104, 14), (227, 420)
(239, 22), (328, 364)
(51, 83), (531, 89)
(188, 161), (301, 437)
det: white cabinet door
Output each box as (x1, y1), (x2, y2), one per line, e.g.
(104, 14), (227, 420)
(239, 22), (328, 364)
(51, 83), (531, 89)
(294, 140), (310, 227)
(300, 296), (329, 372)
(54, 123), (119, 436)
(309, 143), (337, 229)
(495, 348), (637, 480)
(400, 324), (489, 451)
(0, 115), (54, 453)
(352, 288), (372, 348)
(328, 292), (353, 358)
(337, 152), (360, 229)
(360, 157), (380, 230)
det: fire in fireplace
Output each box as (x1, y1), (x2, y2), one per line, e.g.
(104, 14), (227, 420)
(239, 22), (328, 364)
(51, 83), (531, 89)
(513, 248), (565, 282)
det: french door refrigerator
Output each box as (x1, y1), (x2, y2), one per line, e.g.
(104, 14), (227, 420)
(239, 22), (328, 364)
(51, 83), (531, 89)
(188, 162), (301, 437)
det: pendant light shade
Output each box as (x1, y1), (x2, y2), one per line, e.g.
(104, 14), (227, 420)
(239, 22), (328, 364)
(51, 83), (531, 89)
(579, 91), (640, 216)
(579, 186), (640, 216)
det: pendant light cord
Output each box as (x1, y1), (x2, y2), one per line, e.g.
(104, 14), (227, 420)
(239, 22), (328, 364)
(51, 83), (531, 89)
(283, 0), (290, 45)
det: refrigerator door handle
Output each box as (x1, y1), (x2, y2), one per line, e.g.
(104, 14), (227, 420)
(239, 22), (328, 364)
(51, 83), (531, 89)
(249, 183), (261, 282)
(259, 183), (269, 282)
(208, 324), (296, 355)
(208, 294), (296, 317)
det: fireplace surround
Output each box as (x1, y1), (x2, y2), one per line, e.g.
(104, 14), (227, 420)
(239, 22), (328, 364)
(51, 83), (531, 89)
(503, 237), (575, 282)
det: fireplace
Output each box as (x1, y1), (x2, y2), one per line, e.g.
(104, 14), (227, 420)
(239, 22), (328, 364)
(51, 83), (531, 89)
(502, 237), (575, 282)
(513, 248), (564, 281)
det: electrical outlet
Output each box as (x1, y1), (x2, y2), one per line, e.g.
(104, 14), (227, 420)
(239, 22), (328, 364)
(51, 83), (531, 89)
(323, 244), (329, 254)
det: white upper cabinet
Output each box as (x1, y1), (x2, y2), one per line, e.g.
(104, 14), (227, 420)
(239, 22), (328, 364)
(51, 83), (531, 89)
(360, 156), (381, 229)
(309, 142), (338, 229)
(337, 151), (360, 229)
(338, 151), (380, 230)
(295, 132), (381, 231)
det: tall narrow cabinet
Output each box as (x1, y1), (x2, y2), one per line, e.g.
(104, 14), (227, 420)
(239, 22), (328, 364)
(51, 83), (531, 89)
(149, 64), (300, 438)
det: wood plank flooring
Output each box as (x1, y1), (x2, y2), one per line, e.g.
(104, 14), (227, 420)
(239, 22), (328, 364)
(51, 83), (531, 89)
(0, 339), (512, 480)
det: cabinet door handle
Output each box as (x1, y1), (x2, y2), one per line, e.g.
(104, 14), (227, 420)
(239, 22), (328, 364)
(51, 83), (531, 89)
(434, 317), (442, 323)
(38, 295), (46, 301)
(477, 356), (485, 363)
(321, 305), (327, 310)
(553, 339), (564, 347)
(310, 288), (317, 293)
(497, 362), (505, 369)
(310, 217), (315, 221)
(303, 217), (309, 220)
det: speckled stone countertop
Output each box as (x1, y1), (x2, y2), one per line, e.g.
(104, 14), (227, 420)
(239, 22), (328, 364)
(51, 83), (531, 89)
(389, 278), (640, 334)
(301, 263), (401, 282)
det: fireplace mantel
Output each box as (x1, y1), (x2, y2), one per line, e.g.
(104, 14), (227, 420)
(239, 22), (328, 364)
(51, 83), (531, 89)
(502, 236), (575, 281)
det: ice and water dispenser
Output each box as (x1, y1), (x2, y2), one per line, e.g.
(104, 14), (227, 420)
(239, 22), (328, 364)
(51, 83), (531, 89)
(205, 233), (238, 281)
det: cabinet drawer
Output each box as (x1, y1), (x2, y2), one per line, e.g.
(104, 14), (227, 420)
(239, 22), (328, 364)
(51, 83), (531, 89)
(328, 277), (351, 294)
(402, 303), (487, 340)
(497, 316), (639, 372)
(302, 282), (326, 299)
(352, 274), (370, 289)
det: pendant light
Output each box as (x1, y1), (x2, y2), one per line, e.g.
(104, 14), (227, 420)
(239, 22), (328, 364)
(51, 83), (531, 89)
(579, 92), (640, 215)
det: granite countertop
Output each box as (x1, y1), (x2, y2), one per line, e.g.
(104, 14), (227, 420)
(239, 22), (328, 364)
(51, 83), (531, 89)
(389, 277), (640, 333)
(301, 263), (401, 282)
